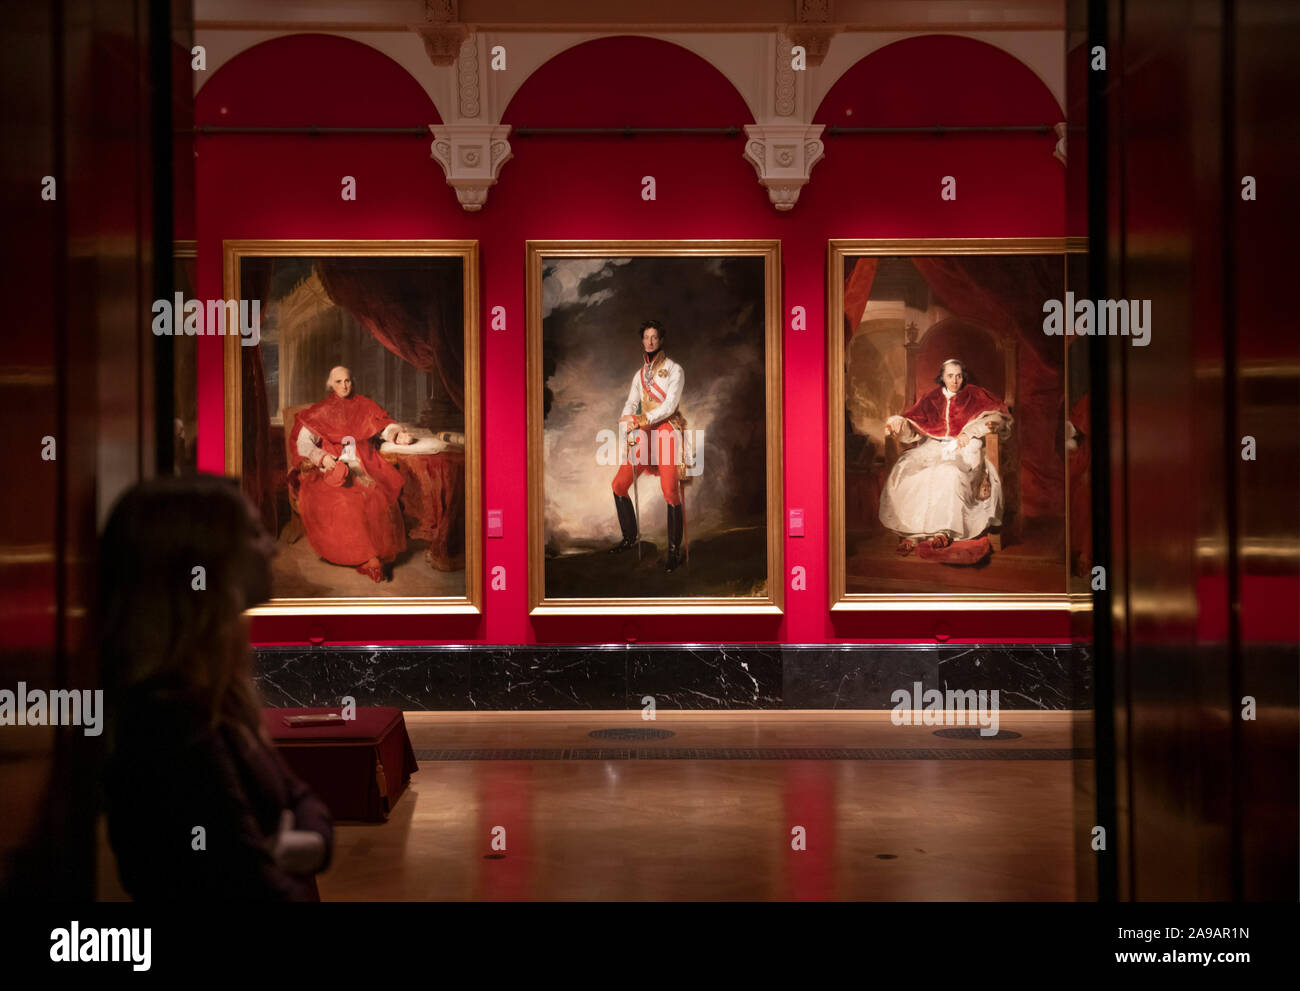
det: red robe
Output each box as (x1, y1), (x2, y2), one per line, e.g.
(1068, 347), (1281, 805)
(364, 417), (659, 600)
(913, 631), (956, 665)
(900, 384), (1009, 440)
(290, 394), (406, 566)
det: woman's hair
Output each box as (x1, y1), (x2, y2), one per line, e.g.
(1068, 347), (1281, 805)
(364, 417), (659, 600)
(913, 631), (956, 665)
(98, 475), (265, 739)
(933, 358), (975, 386)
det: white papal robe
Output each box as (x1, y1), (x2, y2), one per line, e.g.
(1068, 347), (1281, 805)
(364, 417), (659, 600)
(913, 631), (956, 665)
(878, 397), (1009, 541)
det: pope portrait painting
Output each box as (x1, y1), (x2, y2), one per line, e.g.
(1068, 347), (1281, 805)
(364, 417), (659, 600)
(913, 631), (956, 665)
(880, 358), (1012, 555)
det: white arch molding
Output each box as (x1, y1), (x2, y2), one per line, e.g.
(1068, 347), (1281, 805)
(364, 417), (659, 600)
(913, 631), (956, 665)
(193, 30), (455, 121)
(193, 27), (1065, 212)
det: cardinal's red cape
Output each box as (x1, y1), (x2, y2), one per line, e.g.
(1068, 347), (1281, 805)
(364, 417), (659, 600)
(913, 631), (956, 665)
(289, 393), (406, 566)
(900, 384), (1009, 439)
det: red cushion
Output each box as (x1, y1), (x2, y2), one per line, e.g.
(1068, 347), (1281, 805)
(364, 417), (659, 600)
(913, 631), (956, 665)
(916, 535), (993, 566)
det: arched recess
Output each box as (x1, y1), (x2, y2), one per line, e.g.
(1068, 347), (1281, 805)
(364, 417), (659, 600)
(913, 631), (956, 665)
(500, 35), (753, 127)
(489, 32), (765, 124)
(195, 33), (442, 128)
(814, 34), (1063, 128)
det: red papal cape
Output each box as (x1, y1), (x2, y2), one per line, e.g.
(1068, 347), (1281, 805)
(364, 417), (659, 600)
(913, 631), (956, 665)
(290, 393), (406, 566)
(900, 383), (1010, 439)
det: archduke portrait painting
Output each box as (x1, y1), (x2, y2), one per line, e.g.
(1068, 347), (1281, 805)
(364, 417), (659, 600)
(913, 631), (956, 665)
(527, 241), (783, 614)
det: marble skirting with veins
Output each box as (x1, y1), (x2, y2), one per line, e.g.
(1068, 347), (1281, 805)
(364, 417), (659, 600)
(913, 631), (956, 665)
(253, 643), (1090, 711)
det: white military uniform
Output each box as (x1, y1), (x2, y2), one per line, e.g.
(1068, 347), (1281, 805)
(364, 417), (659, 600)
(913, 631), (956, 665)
(621, 352), (695, 476)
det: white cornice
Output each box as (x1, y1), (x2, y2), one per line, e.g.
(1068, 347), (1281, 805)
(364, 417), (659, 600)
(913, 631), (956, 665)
(194, 0), (1063, 31)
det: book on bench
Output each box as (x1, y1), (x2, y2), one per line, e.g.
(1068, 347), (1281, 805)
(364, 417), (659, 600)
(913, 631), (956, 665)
(282, 713), (346, 727)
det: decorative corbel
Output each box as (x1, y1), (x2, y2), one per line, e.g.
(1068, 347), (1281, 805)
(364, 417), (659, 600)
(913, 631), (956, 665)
(428, 33), (513, 211)
(430, 123), (513, 211)
(413, 0), (467, 67)
(742, 123), (825, 211)
(744, 30), (825, 210)
(1053, 122), (1067, 165)
(786, 0), (836, 68)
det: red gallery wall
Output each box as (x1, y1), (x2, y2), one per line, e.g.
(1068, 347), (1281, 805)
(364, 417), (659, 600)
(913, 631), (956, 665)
(194, 33), (1069, 646)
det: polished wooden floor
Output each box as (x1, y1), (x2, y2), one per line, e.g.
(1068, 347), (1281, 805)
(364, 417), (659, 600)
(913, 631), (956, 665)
(91, 710), (1085, 901)
(312, 710), (1085, 901)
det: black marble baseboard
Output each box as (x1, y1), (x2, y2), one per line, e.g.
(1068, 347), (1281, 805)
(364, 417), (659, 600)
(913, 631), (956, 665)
(253, 643), (1089, 711)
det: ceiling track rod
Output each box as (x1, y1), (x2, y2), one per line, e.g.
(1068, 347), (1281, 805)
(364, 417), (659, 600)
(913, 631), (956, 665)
(186, 123), (1055, 137)
(189, 125), (429, 136)
(828, 124), (1054, 135)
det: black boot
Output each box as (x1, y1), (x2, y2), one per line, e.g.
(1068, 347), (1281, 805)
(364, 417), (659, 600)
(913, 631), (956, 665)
(665, 503), (684, 572)
(608, 493), (638, 552)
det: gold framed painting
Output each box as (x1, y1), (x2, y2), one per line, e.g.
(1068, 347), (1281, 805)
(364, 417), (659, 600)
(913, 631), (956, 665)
(526, 240), (784, 615)
(828, 237), (1089, 611)
(223, 239), (481, 614)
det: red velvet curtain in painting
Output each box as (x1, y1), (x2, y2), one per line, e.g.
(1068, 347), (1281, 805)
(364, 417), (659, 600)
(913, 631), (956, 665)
(844, 257), (877, 342)
(908, 255), (1065, 520)
(240, 262), (276, 536)
(314, 258), (464, 412)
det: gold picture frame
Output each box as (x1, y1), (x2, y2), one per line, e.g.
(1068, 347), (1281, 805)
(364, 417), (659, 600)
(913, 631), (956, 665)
(223, 239), (482, 615)
(526, 239), (784, 615)
(827, 237), (1088, 612)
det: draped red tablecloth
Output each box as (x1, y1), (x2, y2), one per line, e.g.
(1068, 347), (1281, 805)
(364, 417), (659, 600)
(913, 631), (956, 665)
(262, 707), (418, 822)
(382, 449), (465, 571)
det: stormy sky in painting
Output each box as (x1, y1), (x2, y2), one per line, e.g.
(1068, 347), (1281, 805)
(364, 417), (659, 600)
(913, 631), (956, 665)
(541, 255), (767, 555)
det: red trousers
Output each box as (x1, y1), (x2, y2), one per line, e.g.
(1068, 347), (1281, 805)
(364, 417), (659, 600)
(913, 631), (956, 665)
(612, 421), (682, 506)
